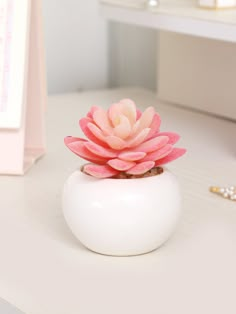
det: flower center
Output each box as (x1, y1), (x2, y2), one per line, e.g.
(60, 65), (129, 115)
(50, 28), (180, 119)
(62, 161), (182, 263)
(113, 116), (121, 127)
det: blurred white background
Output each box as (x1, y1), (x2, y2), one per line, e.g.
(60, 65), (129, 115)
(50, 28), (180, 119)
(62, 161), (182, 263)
(42, 0), (157, 94)
(42, 0), (108, 94)
(42, 0), (236, 120)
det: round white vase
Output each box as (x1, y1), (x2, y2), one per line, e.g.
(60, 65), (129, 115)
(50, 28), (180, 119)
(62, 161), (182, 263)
(62, 168), (181, 256)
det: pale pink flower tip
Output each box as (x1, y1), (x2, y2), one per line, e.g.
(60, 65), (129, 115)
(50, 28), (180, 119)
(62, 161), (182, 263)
(65, 99), (186, 178)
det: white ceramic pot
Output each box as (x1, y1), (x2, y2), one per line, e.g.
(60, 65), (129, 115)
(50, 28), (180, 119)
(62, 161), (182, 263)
(62, 168), (181, 256)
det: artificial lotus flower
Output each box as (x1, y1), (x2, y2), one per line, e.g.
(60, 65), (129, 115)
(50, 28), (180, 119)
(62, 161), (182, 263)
(64, 99), (186, 178)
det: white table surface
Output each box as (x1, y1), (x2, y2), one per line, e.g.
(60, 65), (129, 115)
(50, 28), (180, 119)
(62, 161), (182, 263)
(0, 298), (23, 314)
(0, 88), (235, 314)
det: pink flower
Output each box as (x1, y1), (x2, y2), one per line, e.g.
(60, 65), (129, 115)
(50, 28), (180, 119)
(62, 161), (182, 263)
(65, 99), (186, 178)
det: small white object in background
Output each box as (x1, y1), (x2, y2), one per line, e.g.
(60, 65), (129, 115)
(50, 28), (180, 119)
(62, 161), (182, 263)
(146, 0), (159, 8)
(199, 0), (236, 9)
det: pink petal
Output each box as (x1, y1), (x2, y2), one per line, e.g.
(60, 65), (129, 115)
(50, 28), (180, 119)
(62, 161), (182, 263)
(84, 142), (117, 158)
(87, 106), (100, 119)
(106, 136), (127, 150)
(136, 109), (142, 120)
(137, 106), (155, 130)
(108, 159), (136, 171)
(141, 144), (173, 162)
(118, 151), (146, 161)
(119, 99), (137, 125)
(114, 115), (132, 139)
(145, 113), (161, 140)
(155, 148), (186, 166)
(80, 116), (92, 126)
(93, 108), (113, 135)
(157, 132), (180, 145)
(64, 136), (87, 145)
(126, 161), (155, 175)
(79, 118), (108, 147)
(130, 120), (141, 138)
(67, 141), (108, 164)
(128, 128), (150, 147)
(83, 164), (119, 178)
(134, 136), (169, 153)
(108, 103), (123, 126)
(87, 122), (107, 143)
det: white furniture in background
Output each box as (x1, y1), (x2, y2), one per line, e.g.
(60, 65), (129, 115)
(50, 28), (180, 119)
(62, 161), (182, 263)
(0, 89), (235, 314)
(100, 0), (236, 121)
(101, 0), (236, 42)
(199, 0), (236, 9)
